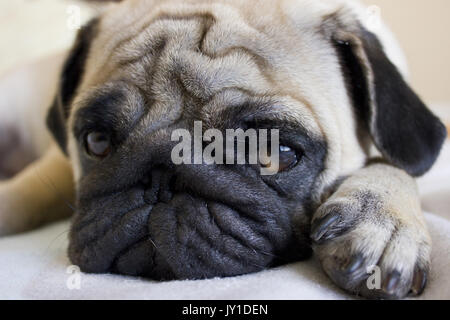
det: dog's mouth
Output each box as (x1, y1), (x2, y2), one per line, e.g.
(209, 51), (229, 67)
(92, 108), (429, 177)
(68, 166), (312, 280)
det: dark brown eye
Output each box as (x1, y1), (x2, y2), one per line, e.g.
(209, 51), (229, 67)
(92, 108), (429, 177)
(278, 145), (299, 172)
(260, 145), (301, 173)
(86, 132), (111, 158)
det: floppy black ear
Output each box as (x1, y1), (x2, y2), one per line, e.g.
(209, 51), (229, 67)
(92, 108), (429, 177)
(330, 21), (447, 177)
(46, 18), (99, 153)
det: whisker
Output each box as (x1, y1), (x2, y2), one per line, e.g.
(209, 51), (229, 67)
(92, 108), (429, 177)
(33, 168), (76, 213)
(42, 228), (71, 257)
(148, 236), (158, 250)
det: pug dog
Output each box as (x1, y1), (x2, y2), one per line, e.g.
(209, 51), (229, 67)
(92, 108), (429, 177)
(0, 0), (447, 299)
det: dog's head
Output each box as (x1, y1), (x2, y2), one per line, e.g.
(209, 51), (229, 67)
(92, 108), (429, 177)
(47, 0), (446, 279)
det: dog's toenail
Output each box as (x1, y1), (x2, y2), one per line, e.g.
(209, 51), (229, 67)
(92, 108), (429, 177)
(311, 213), (340, 243)
(382, 271), (401, 295)
(411, 267), (427, 296)
(341, 255), (365, 275)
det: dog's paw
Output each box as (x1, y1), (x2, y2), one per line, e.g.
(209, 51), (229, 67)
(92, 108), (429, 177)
(311, 191), (431, 299)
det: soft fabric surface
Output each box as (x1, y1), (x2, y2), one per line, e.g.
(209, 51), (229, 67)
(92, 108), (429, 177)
(1, 141), (449, 300)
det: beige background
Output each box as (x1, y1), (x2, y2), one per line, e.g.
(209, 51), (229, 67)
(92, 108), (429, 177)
(0, 0), (449, 106)
(361, 0), (450, 105)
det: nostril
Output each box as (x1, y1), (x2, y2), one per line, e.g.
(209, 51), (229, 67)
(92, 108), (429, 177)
(143, 166), (175, 204)
(144, 174), (160, 205)
(141, 175), (151, 187)
(169, 174), (178, 192)
(159, 173), (175, 203)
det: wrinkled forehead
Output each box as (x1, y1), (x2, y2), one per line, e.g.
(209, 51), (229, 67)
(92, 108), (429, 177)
(72, 0), (344, 136)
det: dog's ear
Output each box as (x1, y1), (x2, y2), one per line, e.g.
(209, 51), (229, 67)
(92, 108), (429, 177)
(327, 15), (447, 177)
(46, 18), (99, 153)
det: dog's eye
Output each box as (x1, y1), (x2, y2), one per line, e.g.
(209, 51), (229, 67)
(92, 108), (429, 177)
(278, 145), (300, 171)
(86, 132), (111, 158)
(260, 145), (301, 173)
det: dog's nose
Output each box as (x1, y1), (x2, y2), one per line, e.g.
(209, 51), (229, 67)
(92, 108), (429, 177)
(143, 166), (176, 205)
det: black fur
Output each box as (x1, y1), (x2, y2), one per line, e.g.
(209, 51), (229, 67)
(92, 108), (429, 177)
(68, 100), (327, 278)
(49, 12), (327, 280)
(48, 13), (329, 280)
(46, 18), (99, 153)
(334, 26), (447, 177)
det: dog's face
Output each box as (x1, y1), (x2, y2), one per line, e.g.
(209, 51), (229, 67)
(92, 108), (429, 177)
(47, 0), (446, 279)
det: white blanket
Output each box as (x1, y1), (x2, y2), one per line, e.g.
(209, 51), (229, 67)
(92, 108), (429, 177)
(1, 142), (449, 300)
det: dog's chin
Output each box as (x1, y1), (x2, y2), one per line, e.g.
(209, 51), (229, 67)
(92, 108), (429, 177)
(68, 185), (312, 280)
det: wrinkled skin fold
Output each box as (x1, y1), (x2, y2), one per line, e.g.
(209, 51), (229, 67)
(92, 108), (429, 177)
(69, 163), (318, 279)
